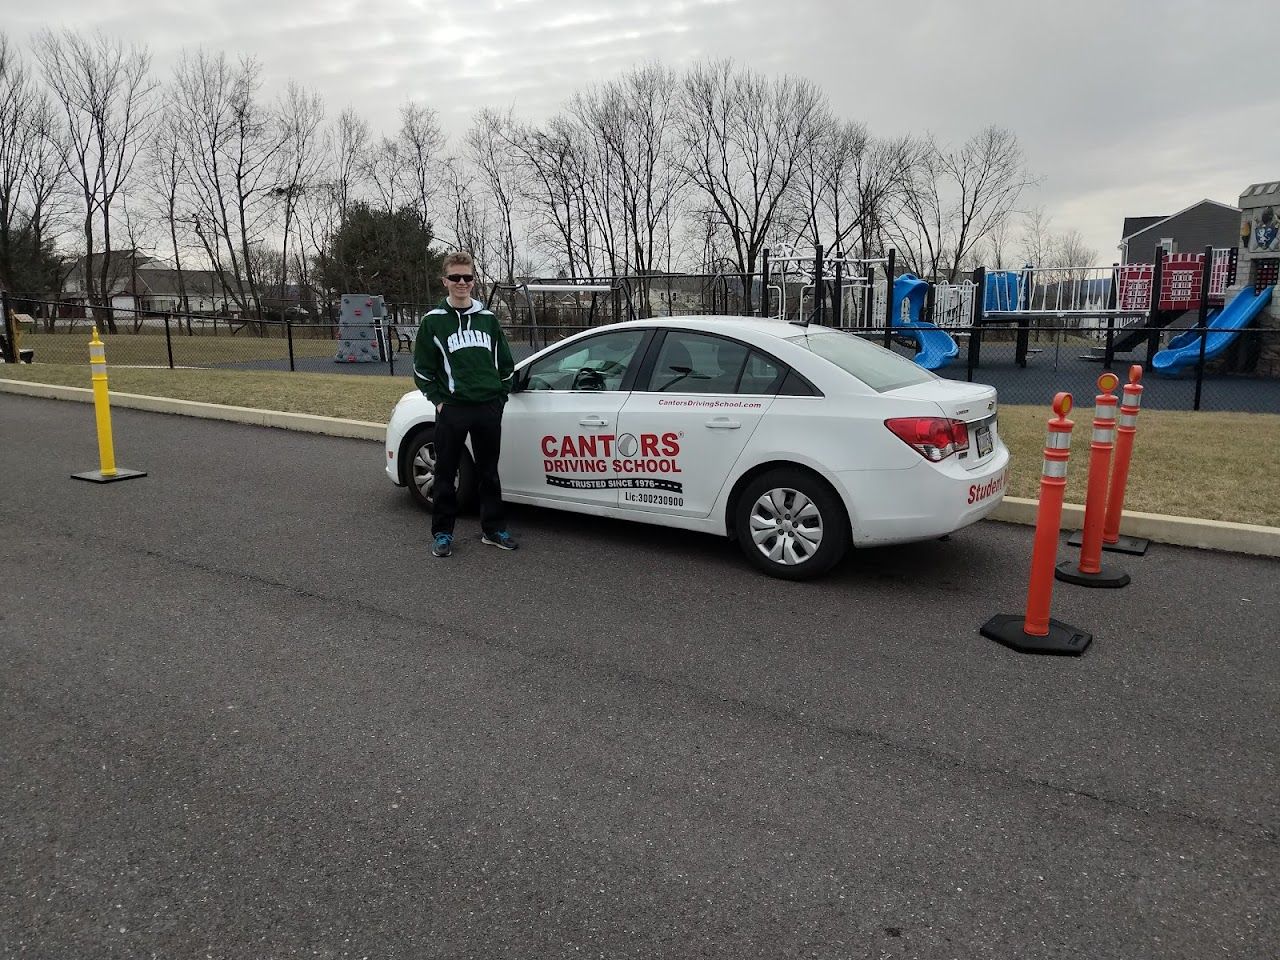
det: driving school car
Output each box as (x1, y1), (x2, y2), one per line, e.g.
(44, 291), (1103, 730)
(386, 316), (1010, 580)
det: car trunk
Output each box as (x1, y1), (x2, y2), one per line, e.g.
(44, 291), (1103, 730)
(885, 379), (1000, 468)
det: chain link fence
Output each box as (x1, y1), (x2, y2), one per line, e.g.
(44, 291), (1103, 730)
(4, 295), (1278, 414)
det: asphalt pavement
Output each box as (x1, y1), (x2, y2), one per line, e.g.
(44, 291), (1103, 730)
(1, 394), (1276, 959)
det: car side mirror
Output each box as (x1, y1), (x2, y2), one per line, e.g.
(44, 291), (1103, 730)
(510, 368), (528, 393)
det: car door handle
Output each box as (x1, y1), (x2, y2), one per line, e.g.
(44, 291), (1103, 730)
(705, 418), (741, 429)
(579, 417), (610, 427)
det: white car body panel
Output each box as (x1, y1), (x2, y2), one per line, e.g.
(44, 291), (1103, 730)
(385, 316), (1010, 548)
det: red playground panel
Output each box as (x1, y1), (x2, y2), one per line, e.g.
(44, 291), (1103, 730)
(1160, 253), (1203, 311)
(1118, 265), (1153, 312)
(1121, 251), (1234, 313)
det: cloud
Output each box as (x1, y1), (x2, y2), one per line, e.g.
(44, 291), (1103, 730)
(4, 0), (1278, 260)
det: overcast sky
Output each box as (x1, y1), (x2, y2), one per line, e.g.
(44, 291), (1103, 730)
(5, 0), (1278, 262)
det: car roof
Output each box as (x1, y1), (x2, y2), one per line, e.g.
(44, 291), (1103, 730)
(605, 315), (830, 342)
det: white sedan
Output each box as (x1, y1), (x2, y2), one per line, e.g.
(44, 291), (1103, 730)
(385, 316), (1010, 580)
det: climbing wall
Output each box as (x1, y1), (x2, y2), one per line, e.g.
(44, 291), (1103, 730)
(335, 294), (386, 363)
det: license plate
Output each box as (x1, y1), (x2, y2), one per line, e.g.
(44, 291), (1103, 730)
(976, 424), (993, 458)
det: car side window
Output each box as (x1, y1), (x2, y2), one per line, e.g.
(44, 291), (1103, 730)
(738, 351), (785, 395)
(524, 329), (647, 391)
(643, 331), (750, 394)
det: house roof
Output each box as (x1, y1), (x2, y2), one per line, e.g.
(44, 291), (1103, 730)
(135, 267), (224, 298)
(1121, 199), (1241, 242)
(1122, 216), (1165, 239)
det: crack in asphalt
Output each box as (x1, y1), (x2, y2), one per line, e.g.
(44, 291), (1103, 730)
(10, 512), (1273, 851)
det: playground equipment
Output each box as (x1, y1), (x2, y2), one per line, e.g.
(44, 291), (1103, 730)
(335, 294), (387, 363)
(966, 246), (1244, 373)
(980, 392), (1092, 656)
(1152, 284), (1274, 376)
(890, 274), (959, 371)
(761, 244), (888, 330)
(71, 327), (146, 484)
(485, 277), (636, 351)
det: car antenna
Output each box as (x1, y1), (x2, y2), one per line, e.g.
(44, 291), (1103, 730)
(790, 244), (821, 328)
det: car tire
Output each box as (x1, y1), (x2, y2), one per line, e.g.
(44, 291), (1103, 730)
(403, 426), (477, 513)
(733, 468), (849, 580)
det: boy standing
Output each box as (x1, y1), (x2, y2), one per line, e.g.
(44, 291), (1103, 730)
(413, 252), (518, 557)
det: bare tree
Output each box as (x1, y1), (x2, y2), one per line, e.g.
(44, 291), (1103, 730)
(465, 108), (526, 284)
(397, 101), (445, 227)
(273, 82), (325, 313)
(678, 60), (828, 312)
(36, 29), (156, 331)
(891, 126), (1033, 283)
(572, 62), (689, 314)
(0, 36), (71, 297)
(146, 101), (193, 316)
(172, 50), (283, 321)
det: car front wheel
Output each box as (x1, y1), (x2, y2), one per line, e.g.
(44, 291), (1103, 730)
(734, 468), (849, 580)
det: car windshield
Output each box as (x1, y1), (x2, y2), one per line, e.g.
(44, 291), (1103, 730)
(784, 329), (936, 393)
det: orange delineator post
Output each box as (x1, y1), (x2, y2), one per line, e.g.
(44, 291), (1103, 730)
(1056, 373), (1129, 588)
(1078, 377), (1117, 574)
(1024, 393), (1076, 635)
(1103, 364), (1144, 546)
(981, 392), (1093, 655)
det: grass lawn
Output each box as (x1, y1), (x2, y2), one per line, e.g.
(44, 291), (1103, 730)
(22, 331), (339, 367)
(3, 362), (1278, 527)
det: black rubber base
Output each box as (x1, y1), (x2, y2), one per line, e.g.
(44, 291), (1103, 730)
(71, 468), (147, 483)
(1054, 559), (1130, 588)
(1067, 530), (1150, 556)
(980, 614), (1093, 656)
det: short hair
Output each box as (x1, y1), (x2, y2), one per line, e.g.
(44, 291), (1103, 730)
(442, 251), (474, 273)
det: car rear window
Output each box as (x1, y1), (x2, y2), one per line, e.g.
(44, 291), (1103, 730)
(784, 329), (936, 393)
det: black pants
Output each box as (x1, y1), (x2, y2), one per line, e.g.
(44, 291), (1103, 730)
(432, 399), (506, 538)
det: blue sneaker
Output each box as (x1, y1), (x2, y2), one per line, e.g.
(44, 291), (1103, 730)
(481, 530), (519, 551)
(431, 533), (453, 557)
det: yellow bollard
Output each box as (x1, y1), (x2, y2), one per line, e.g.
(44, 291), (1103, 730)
(71, 326), (147, 484)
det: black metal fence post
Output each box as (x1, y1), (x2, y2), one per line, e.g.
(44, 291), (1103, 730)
(832, 255), (844, 328)
(1145, 253), (1165, 368)
(882, 248), (896, 348)
(812, 245), (825, 325)
(1193, 244), (1213, 411)
(286, 320), (296, 372)
(967, 266), (986, 381)
(1, 290), (15, 363)
(1103, 262), (1119, 369)
(760, 248), (770, 318)
(385, 315), (395, 376)
(164, 313), (175, 369)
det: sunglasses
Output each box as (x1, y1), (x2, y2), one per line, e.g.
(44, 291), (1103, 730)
(445, 274), (474, 283)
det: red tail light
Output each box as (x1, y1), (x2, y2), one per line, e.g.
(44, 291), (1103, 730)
(884, 417), (970, 462)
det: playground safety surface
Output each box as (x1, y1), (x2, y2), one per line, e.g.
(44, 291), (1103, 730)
(2, 394), (1276, 959)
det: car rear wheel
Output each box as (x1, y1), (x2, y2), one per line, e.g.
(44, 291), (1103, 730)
(734, 468), (849, 580)
(404, 426), (476, 512)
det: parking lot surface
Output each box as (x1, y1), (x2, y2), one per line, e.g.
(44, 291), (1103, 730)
(1, 394), (1276, 959)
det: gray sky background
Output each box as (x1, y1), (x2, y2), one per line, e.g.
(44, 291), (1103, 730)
(4, 0), (1278, 262)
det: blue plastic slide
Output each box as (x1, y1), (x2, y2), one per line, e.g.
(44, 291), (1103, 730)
(1152, 285), (1274, 376)
(891, 274), (959, 370)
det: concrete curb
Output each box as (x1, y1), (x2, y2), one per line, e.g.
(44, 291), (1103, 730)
(5, 377), (1279, 559)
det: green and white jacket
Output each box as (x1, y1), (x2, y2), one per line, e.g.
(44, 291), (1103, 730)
(413, 298), (515, 406)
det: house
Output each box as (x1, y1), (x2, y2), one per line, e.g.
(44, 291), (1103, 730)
(59, 251), (234, 317)
(1118, 199), (1241, 264)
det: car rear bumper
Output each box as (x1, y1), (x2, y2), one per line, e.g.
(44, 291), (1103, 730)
(837, 446), (1011, 546)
